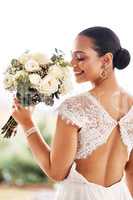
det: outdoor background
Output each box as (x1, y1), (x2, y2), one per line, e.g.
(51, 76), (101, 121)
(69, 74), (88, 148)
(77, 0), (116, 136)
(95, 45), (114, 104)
(0, 0), (133, 199)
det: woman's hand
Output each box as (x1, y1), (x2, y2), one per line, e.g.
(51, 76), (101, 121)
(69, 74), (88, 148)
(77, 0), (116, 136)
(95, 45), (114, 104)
(12, 97), (35, 130)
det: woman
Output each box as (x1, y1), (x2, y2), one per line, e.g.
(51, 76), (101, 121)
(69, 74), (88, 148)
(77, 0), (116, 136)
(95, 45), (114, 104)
(12, 26), (133, 199)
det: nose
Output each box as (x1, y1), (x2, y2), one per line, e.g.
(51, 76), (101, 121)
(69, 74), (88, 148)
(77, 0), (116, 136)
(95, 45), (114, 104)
(70, 58), (77, 68)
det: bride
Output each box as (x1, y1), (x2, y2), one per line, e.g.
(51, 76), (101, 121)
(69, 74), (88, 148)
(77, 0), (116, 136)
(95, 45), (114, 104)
(12, 26), (133, 199)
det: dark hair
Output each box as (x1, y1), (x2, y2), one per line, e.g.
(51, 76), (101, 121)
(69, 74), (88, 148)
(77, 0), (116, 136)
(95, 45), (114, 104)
(78, 26), (131, 70)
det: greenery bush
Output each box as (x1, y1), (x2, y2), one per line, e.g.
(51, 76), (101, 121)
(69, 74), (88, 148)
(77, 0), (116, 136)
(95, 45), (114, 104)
(0, 155), (48, 185)
(0, 116), (54, 185)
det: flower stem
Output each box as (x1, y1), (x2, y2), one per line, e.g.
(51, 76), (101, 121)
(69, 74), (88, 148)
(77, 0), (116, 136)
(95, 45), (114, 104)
(1, 116), (18, 138)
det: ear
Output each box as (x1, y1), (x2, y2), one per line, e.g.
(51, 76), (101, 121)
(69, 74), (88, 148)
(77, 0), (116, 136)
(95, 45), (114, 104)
(101, 52), (113, 66)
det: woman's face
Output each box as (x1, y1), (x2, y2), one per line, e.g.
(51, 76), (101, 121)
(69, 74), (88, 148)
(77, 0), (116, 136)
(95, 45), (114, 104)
(71, 35), (104, 83)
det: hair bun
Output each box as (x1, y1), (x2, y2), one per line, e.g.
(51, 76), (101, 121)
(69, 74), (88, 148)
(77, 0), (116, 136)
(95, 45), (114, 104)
(113, 48), (131, 70)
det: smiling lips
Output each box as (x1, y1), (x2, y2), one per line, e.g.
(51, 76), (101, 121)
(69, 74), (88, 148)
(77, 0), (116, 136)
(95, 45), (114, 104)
(74, 71), (84, 75)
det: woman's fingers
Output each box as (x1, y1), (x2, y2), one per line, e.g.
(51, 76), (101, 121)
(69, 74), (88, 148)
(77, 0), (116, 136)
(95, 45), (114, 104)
(14, 97), (20, 104)
(13, 98), (22, 111)
(12, 97), (35, 114)
(29, 106), (35, 113)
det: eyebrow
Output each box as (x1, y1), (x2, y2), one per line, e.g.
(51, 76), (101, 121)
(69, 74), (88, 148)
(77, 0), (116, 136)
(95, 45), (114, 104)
(71, 50), (86, 54)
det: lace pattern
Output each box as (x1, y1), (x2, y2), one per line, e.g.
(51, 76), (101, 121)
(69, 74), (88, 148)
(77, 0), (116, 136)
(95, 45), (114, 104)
(119, 113), (133, 158)
(57, 96), (83, 128)
(57, 92), (133, 160)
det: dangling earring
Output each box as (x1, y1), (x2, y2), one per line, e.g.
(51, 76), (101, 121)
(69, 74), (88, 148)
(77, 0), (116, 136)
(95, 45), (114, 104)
(99, 65), (108, 80)
(99, 70), (107, 79)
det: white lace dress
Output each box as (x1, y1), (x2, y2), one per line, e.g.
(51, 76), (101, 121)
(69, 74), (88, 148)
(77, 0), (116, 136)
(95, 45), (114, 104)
(54, 91), (133, 200)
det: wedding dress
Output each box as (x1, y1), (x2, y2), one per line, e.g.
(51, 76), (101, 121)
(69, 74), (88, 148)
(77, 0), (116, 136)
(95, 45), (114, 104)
(54, 91), (133, 199)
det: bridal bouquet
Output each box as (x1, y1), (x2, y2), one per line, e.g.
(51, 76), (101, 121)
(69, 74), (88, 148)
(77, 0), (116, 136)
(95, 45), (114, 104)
(1, 49), (73, 138)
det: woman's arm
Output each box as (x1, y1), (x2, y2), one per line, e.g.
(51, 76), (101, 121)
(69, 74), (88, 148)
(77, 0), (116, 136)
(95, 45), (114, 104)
(125, 149), (133, 197)
(12, 98), (79, 181)
(22, 116), (79, 181)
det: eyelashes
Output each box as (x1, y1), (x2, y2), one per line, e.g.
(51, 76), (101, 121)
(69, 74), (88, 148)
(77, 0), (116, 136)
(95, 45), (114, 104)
(73, 55), (85, 61)
(71, 51), (86, 61)
(76, 58), (85, 61)
(76, 54), (85, 61)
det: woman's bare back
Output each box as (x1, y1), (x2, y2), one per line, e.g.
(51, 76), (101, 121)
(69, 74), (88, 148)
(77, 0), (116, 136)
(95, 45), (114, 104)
(75, 89), (133, 187)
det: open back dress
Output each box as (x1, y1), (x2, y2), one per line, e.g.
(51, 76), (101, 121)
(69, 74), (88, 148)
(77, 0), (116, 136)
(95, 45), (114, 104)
(54, 91), (133, 200)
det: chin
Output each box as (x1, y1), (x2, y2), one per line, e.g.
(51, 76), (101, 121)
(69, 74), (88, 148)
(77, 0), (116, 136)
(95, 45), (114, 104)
(75, 75), (90, 83)
(75, 77), (88, 83)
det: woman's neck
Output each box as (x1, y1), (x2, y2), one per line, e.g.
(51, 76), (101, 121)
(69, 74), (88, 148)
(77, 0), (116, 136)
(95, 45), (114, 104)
(90, 71), (121, 94)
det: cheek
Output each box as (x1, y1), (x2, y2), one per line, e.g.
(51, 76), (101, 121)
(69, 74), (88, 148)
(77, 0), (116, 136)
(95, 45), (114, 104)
(83, 59), (102, 79)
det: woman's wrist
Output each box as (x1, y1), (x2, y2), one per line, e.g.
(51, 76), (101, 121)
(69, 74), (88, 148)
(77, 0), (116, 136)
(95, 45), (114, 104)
(22, 120), (35, 131)
(24, 126), (38, 138)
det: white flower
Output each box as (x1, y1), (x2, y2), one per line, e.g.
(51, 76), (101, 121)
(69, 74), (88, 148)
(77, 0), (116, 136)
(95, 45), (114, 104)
(4, 74), (14, 89)
(48, 65), (64, 79)
(14, 70), (28, 80)
(18, 53), (31, 65)
(39, 74), (59, 96)
(24, 59), (40, 72)
(29, 74), (41, 86)
(19, 52), (50, 65)
(30, 52), (50, 65)
(59, 77), (73, 95)
(61, 67), (71, 77)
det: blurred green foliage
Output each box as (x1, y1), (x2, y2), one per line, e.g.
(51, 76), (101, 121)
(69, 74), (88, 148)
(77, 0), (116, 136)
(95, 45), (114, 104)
(0, 154), (48, 185)
(0, 116), (53, 186)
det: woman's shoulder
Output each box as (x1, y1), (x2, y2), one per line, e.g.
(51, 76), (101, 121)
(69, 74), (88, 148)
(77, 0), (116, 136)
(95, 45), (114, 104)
(121, 89), (133, 107)
(59, 91), (86, 108)
(57, 92), (88, 110)
(56, 92), (86, 128)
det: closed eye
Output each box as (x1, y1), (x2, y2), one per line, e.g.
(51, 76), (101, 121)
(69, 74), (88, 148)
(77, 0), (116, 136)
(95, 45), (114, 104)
(71, 51), (87, 61)
(76, 57), (85, 61)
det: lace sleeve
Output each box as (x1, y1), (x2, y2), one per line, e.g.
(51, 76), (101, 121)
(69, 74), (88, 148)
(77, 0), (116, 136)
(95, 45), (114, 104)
(57, 96), (83, 129)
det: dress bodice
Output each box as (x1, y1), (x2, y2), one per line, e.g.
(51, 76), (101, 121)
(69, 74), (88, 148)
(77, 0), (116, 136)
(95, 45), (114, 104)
(57, 92), (133, 160)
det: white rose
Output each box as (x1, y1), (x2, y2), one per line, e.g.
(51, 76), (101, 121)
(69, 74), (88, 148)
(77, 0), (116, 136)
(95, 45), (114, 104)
(30, 52), (50, 65)
(4, 74), (14, 89)
(19, 52), (50, 65)
(59, 77), (73, 95)
(48, 65), (64, 79)
(29, 74), (41, 86)
(39, 74), (59, 95)
(24, 59), (40, 72)
(61, 67), (71, 77)
(14, 70), (28, 80)
(19, 53), (31, 64)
